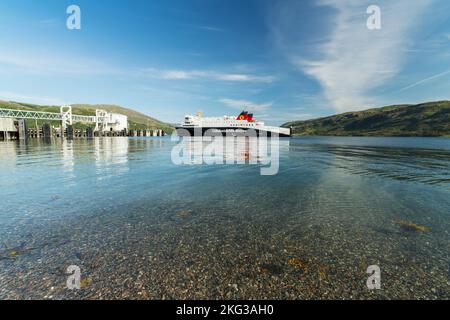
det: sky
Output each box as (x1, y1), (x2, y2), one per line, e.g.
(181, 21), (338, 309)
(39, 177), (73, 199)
(0, 0), (449, 125)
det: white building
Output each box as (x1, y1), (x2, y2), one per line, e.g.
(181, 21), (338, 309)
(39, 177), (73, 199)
(106, 113), (128, 131)
(0, 118), (17, 132)
(96, 110), (128, 132)
(0, 118), (17, 140)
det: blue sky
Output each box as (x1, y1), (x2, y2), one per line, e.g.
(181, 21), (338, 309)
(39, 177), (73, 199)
(0, 0), (450, 125)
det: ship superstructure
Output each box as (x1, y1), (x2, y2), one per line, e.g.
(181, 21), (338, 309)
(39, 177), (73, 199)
(176, 111), (291, 137)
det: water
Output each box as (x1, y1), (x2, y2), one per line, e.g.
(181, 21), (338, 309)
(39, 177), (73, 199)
(0, 136), (449, 299)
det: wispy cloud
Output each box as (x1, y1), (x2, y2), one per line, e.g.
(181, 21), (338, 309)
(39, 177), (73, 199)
(219, 98), (273, 111)
(1, 47), (267, 85)
(271, 0), (434, 112)
(215, 73), (274, 82)
(160, 70), (193, 80)
(198, 25), (224, 32)
(137, 85), (209, 100)
(142, 68), (275, 83)
(0, 48), (121, 76)
(399, 70), (450, 91)
(0, 91), (66, 105)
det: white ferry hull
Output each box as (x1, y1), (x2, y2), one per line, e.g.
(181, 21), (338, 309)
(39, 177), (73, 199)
(176, 111), (292, 137)
(175, 126), (292, 137)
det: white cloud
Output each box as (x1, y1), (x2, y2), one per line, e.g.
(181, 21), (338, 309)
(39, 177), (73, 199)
(161, 70), (191, 79)
(215, 73), (275, 83)
(271, 0), (434, 112)
(216, 74), (253, 81)
(219, 98), (273, 111)
(142, 68), (274, 83)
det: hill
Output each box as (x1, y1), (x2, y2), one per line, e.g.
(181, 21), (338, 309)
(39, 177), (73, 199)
(282, 101), (450, 137)
(0, 100), (174, 133)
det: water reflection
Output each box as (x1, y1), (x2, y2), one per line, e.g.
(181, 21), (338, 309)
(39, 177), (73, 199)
(290, 140), (450, 187)
(94, 137), (129, 166)
(0, 141), (18, 168)
(0, 136), (449, 299)
(62, 140), (74, 173)
(172, 136), (290, 163)
(171, 136), (290, 175)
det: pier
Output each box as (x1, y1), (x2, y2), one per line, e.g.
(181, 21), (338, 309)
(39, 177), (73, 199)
(0, 106), (166, 140)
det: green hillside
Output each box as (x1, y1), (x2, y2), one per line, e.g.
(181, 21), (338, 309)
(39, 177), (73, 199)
(0, 100), (174, 133)
(283, 101), (450, 137)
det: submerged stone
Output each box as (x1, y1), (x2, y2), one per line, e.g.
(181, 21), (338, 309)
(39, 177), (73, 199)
(259, 263), (283, 275)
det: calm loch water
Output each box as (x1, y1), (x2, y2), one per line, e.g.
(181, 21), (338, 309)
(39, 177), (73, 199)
(0, 136), (449, 299)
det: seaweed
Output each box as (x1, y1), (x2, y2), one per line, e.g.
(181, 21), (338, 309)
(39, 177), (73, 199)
(177, 210), (193, 218)
(288, 258), (310, 273)
(395, 220), (429, 232)
(318, 265), (330, 280)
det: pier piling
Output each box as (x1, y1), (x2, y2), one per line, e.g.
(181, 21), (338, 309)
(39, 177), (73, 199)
(66, 125), (74, 140)
(87, 127), (94, 138)
(18, 119), (27, 140)
(43, 124), (51, 138)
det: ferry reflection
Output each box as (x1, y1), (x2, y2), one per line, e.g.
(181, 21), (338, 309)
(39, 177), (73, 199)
(172, 136), (290, 175)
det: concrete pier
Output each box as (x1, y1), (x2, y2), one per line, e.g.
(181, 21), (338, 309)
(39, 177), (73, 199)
(17, 119), (27, 140)
(0, 106), (165, 140)
(1, 131), (11, 140)
(29, 128), (40, 138)
(1, 120), (167, 140)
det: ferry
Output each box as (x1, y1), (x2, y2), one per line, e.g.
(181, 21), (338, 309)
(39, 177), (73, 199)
(176, 111), (292, 137)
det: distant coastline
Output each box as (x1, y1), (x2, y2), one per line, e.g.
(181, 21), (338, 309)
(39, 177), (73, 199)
(283, 101), (450, 137)
(2, 100), (449, 138)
